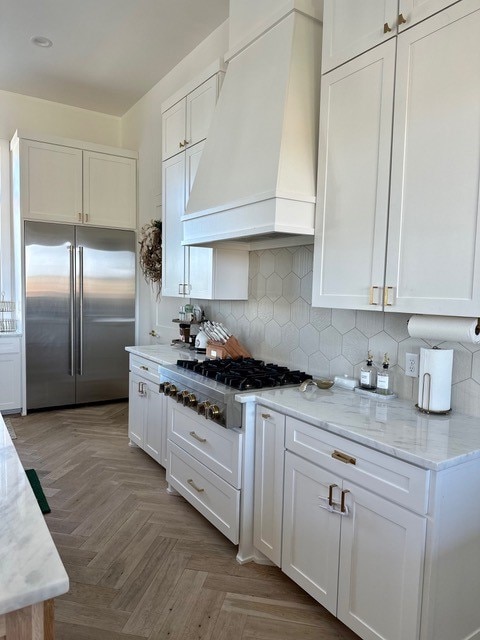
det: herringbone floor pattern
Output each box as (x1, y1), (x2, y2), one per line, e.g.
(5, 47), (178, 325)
(10, 403), (359, 639)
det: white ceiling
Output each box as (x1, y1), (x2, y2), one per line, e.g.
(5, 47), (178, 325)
(0, 0), (230, 116)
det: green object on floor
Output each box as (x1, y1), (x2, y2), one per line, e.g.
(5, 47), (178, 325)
(25, 468), (51, 514)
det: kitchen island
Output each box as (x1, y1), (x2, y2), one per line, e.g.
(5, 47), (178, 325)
(0, 412), (68, 638)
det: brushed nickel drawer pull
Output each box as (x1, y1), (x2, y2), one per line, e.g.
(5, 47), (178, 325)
(189, 431), (207, 443)
(332, 450), (356, 465)
(261, 413), (271, 419)
(187, 478), (205, 492)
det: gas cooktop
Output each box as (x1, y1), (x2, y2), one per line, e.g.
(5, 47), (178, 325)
(176, 357), (312, 391)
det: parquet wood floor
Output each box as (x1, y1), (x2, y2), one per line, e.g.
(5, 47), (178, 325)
(11, 402), (360, 640)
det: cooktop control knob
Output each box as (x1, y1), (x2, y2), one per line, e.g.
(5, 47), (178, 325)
(167, 384), (177, 397)
(197, 401), (211, 416)
(176, 390), (188, 403)
(207, 404), (222, 421)
(183, 393), (197, 408)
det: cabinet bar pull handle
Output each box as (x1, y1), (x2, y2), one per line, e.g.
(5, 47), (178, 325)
(261, 413), (271, 419)
(187, 478), (205, 492)
(384, 286), (394, 306)
(369, 286), (379, 305)
(328, 483), (338, 507)
(189, 431), (207, 443)
(78, 212), (82, 222)
(85, 213), (89, 222)
(332, 450), (356, 465)
(341, 489), (350, 513)
(383, 22), (392, 33)
(140, 365), (148, 371)
(398, 13), (407, 25)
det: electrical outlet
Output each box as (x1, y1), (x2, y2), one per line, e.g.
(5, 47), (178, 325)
(405, 352), (419, 377)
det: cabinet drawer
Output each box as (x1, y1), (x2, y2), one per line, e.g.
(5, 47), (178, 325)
(168, 441), (240, 544)
(129, 355), (160, 384)
(0, 338), (20, 355)
(285, 417), (429, 514)
(168, 402), (242, 488)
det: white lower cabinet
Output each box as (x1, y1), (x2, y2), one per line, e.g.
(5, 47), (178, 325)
(253, 406), (285, 566)
(254, 408), (432, 640)
(128, 355), (166, 466)
(282, 451), (425, 639)
(0, 337), (22, 413)
(166, 399), (242, 544)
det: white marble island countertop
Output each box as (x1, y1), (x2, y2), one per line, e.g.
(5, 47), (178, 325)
(0, 413), (68, 615)
(236, 386), (480, 471)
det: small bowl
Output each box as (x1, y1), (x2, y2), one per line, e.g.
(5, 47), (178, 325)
(299, 378), (335, 392)
(315, 378), (335, 389)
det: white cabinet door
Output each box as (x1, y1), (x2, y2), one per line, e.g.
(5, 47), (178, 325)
(253, 406), (285, 566)
(83, 151), (136, 229)
(186, 76), (218, 148)
(128, 372), (145, 447)
(338, 482), (425, 640)
(162, 99), (187, 161)
(144, 380), (165, 465)
(162, 153), (187, 297)
(185, 141), (213, 299)
(399, 0), (461, 30)
(20, 140), (82, 223)
(322, 0), (398, 73)
(282, 452), (342, 615)
(312, 41), (396, 311)
(0, 338), (21, 412)
(386, 0), (480, 315)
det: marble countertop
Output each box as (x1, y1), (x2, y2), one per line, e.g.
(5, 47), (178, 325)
(236, 386), (480, 471)
(0, 413), (69, 615)
(125, 343), (202, 365)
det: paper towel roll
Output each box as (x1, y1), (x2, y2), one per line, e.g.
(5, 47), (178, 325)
(417, 347), (453, 413)
(408, 315), (480, 344)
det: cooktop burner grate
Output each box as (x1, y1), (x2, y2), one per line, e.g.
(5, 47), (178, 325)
(176, 358), (312, 391)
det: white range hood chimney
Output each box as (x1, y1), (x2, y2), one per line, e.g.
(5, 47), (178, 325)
(183, 3), (322, 249)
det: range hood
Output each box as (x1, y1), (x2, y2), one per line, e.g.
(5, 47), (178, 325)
(183, 8), (322, 249)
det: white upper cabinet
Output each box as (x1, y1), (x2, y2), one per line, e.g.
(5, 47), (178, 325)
(162, 75), (219, 161)
(314, 0), (480, 316)
(386, 0), (480, 315)
(83, 151), (136, 229)
(19, 140), (83, 224)
(399, 0), (463, 30)
(322, 0), (461, 73)
(13, 135), (137, 230)
(312, 41), (396, 310)
(162, 152), (187, 298)
(162, 100), (187, 161)
(161, 67), (249, 300)
(322, 0), (398, 73)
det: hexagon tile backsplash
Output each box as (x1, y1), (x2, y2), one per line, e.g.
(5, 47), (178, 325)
(194, 246), (480, 417)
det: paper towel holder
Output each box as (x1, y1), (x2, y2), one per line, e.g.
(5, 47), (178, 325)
(415, 370), (452, 416)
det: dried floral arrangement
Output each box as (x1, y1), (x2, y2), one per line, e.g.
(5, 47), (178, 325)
(139, 219), (162, 286)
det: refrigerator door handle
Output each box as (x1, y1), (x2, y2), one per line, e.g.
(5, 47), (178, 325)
(69, 244), (75, 376)
(78, 245), (84, 376)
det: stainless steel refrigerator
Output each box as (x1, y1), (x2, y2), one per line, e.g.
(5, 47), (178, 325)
(25, 221), (136, 410)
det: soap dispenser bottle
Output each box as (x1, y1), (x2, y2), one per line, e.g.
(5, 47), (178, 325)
(377, 353), (391, 395)
(360, 351), (377, 390)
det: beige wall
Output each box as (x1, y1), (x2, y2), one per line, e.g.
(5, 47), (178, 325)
(120, 20), (229, 345)
(0, 89), (120, 146)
